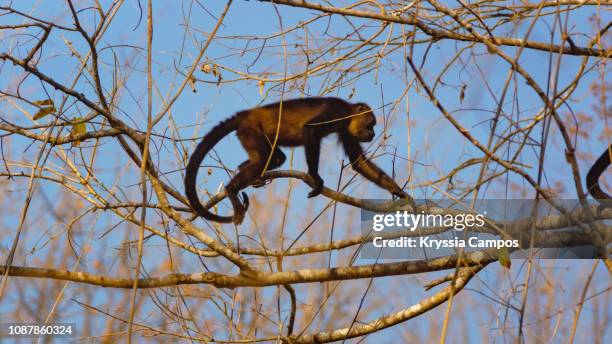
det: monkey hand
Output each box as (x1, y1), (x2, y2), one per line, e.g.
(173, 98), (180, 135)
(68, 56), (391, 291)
(307, 175), (324, 198)
(392, 190), (417, 211)
(392, 190), (410, 199)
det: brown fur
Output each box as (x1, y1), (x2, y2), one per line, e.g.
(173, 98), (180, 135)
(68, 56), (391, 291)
(185, 97), (413, 224)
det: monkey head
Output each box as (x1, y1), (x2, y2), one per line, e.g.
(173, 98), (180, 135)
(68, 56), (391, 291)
(348, 103), (376, 142)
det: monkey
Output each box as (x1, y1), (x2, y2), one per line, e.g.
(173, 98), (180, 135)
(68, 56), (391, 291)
(586, 144), (611, 208)
(185, 97), (414, 224)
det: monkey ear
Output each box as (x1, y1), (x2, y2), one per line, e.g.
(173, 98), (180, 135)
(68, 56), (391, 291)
(355, 103), (369, 113)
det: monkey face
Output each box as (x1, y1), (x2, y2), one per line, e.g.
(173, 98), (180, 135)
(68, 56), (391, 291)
(360, 126), (375, 142)
(349, 103), (376, 142)
(358, 121), (375, 142)
(349, 115), (376, 141)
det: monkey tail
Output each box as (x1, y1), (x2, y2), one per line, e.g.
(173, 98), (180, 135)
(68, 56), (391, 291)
(586, 144), (612, 207)
(185, 114), (246, 223)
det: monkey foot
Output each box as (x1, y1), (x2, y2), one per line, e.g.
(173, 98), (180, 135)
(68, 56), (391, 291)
(231, 192), (249, 224)
(251, 178), (270, 188)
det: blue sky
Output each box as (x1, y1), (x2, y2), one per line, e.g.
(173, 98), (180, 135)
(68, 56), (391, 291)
(0, 0), (610, 341)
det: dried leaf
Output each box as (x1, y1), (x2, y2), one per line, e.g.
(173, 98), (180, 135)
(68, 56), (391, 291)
(459, 84), (467, 104)
(258, 80), (265, 95)
(188, 75), (197, 93)
(201, 64), (211, 73)
(71, 117), (86, 147)
(498, 247), (511, 269)
(33, 99), (54, 106)
(62, 36), (78, 57)
(348, 87), (355, 100)
(33, 106), (56, 120)
(211, 65), (222, 86)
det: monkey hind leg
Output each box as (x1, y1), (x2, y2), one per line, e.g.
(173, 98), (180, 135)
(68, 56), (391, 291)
(226, 128), (274, 222)
(252, 149), (286, 188)
(268, 148), (287, 169)
(227, 160), (266, 223)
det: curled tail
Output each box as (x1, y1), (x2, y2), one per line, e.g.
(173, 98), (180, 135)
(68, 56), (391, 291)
(185, 115), (246, 223)
(586, 144), (612, 207)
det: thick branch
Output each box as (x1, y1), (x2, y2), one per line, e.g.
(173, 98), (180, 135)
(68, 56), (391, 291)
(0, 249), (496, 289)
(292, 265), (484, 343)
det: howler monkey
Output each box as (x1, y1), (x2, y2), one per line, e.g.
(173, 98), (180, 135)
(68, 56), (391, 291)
(185, 97), (413, 224)
(586, 144), (611, 207)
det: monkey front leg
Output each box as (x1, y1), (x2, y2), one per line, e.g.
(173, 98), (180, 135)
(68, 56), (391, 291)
(303, 125), (324, 198)
(352, 158), (403, 196)
(355, 159), (416, 209)
(341, 135), (415, 208)
(354, 159), (416, 209)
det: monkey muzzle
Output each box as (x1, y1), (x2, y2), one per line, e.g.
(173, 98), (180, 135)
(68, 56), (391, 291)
(360, 130), (375, 142)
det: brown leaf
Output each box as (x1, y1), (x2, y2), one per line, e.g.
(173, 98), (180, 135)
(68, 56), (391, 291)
(201, 64), (212, 74)
(33, 99), (54, 106)
(258, 80), (265, 95)
(71, 117), (86, 147)
(33, 106), (56, 120)
(498, 247), (511, 269)
(188, 75), (197, 93)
